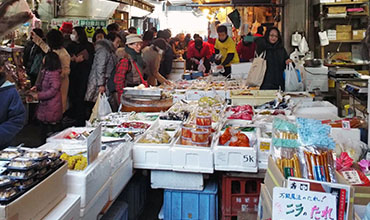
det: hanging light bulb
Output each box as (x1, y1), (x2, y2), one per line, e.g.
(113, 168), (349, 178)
(78, 0), (83, 3)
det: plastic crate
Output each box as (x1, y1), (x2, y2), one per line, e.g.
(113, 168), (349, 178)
(221, 175), (263, 219)
(117, 174), (149, 220)
(164, 181), (218, 220)
(101, 201), (128, 220)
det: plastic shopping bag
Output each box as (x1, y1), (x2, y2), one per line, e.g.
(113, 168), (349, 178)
(198, 59), (206, 73)
(89, 93), (112, 123)
(245, 51), (266, 87)
(284, 63), (303, 92)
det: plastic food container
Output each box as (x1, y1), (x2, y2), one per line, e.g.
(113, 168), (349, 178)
(0, 187), (20, 204)
(24, 149), (48, 161)
(181, 124), (194, 139)
(191, 128), (209, 143)
(0, 149), (22, 161)
(0, 176), (13, 189)
(192, 141), (209, 147)
(196, 113), (212, 126)
(44, 150), (62, 160)
(7, 158), (38, 170)
(8, 169), (36, 180)
(14, 178), (36, 191)
(181, 137), (193, 146)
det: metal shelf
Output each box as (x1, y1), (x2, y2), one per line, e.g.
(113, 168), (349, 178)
(329, 39), (363, 43)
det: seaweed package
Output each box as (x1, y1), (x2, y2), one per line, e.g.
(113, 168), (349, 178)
(271, 117), (302, 179)
(301, 146), (336, 183)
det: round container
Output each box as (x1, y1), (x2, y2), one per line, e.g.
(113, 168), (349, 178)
(191, 128), (209, 143)
(197, 125), (212, 133)
(192, 141), (209, 147)
(196, 113), (212, 126)
(181, 137), (192, 146)
(181, 124), (194, 139)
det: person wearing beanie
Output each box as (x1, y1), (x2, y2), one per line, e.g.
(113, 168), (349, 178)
(142, 38), (171, 86)
(59, 22), (74, 54)
(114, 34), (148, 103)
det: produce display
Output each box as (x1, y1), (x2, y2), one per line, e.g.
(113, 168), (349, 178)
(227, 105), (254, 120)
(138, 129), (172, 144)
(60, 153), (87, 171)
(64, 131), (91, 140)
(219, 127), (250, 147)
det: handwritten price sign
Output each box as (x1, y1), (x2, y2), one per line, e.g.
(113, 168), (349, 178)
(273, 187), (337, 220)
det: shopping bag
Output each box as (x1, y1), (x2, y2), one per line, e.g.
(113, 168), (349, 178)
(298, 36), (309, 54)
(245, 51), (266, 87)
(98, 93), (112, 118)
(284, 63), (303, 92)
(198, 59), (206, 72)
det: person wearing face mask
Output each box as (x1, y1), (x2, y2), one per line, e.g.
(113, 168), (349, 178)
(255, 27), (292, 90)
(85, 33), (121, 112)
(142, 38), (172, 86)
(65, 27), (95, 126)
(114, 34), (148, 103)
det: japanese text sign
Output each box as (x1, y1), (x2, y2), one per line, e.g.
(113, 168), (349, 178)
(273, 187), (337, 220)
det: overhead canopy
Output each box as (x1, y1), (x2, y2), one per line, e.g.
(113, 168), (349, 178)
(109, 0), (155, 12)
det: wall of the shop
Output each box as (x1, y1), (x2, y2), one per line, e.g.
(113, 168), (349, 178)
(283, 0), (308, 54)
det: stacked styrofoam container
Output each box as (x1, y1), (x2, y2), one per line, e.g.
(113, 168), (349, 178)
(213, 123), (259, 173)
(42, 194), (81, 220)
(151, 170), (204, 191)
(133, 120), (181, 170)
(256, 126), (272, 170)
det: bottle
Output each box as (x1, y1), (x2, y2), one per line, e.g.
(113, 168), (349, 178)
(326, 52), (332, 64)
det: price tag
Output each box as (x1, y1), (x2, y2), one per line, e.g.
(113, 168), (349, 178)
(260, 142), (270, 151)
(273, 187), (337, 220)
(287, 181), (310, 191)
(242, 154), (256, 166)
(87, 124), (102, 164)
(341, 121), (351, 130)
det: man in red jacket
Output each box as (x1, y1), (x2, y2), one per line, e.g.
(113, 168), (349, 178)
(187, 38), (214, 73)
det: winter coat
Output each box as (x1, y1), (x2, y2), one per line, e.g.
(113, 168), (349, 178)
(85, 39), (118, 103)
(36, 70), (63, 123)
(0, 79), (25, 149)
(187, 41), (214, 60)
(32, 35), (71, 113)
(236, 41), (256, 62)
(256, 35), (289, 90)
(159, 42), (174, 77)
(142, 45), (163, 86)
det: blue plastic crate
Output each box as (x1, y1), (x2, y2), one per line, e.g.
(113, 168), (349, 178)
(164, 181), (218, 220)
(101, 201), (128, 220)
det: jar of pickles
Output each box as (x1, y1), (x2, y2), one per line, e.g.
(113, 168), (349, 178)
(192, 141), (209, 147)
(196, 113), (212, 126)
(181, 124), (194, 139)
(191, 128), (209, 143)
(181, 137), (192, 146)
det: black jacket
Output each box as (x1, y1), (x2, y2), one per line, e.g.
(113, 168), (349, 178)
(256, 29), (289, 90)
(159, 43), (174, 77)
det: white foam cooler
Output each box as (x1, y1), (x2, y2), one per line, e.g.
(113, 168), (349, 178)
(151, 170), (204, 190)
(42, 194), (81, 220)
(303, 65), (329, 92)
(110, 156), (133, 201)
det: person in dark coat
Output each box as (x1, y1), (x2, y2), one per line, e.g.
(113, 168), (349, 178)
(0, 71), (25, 149)
(157, 30), (174, 77)
(65, 26), (95, 126)
(256, 27), (292, 90)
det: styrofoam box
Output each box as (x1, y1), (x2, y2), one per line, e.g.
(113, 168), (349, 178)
(80, 178), (111, 220)
(186, 90), (226, 100)
(231, 62), (252, 79)
(110, 156), (133, 201)
(133, 120), (181, 170)
(42, 194), (81, 220)
(171, 137), (214, 173)
(294, 101), (339, 120)
(108, 142), (133, 175)
(46, 127), (95, 146)
(151, 170), (204, 191)
(214, 129), (258, 173)
(66, 147), (112, 208)
(257, 136), (271, 170)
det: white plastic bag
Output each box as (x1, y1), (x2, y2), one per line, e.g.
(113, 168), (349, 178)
(198, 59), (206, 72)
(291, 32), (302, 47)
(298, 36), (309, 54)
(284, 63), (303, 92)
(98, 93), (112, 119)
(318, 31), (329, 46)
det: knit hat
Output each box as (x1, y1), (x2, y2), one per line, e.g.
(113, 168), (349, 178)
(59, 22), (73, 34)
(125, 34), (142, 45)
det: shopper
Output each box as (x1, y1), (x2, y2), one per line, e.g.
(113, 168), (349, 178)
(142, 30), (154, 49)
(85, 33), (120, 109)
(128, 27), (137, 34)
(59, 22), (74, 54)
(31, 29), (71, 113)
(66, 26), (95, 126)
(169, 37), (181, 58)
(142, 38), (172, 86)
(176, 33), (187, 54)
(29, 52), (63, 142)
(236, 33), (257, 62)
(214, 25), (240, 77)
(114, 34), (147, 103)
(107, 23), (120, 34)
(185, 33), (191, 46)
(23, 28), (45, 86)
(254, 26), (264, 37)
(157, 30), (174, 77)
(187, 38), (213, 73)
(256, 27), (291, 90)
(93, 29), (106, 45)
(0, 70), (25, 149)
(151, 27), (157, 38)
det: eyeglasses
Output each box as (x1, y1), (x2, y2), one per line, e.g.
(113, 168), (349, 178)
(269, 34), (279, 38)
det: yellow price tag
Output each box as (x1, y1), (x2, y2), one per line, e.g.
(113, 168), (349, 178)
(260, 142), (270, 151)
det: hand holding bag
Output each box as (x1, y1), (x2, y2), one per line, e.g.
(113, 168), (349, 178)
(245, 51), (266, 87)
(284, 63), (303, 92)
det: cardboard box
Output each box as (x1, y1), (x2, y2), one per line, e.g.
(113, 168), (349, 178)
(0, 164), (67, 220)
(331, 52), (352, 61)
(337, 170), (370, 205)
(352, 29), (366, 40)
(337, 25), (352, 32)
(337, 32), (352, 40)
(264, 156), (355, 220)
(329, 6), (347, 14)
(257, 184), (272, 220)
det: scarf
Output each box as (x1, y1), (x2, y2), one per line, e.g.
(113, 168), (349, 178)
(125, 46), (145, 69)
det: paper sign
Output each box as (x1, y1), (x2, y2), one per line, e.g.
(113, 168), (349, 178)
(288, 181), (310, 191)
(341, 121), (351, 130)
(273, 187), (337, 220)
(87, 124), (101, 164)
(242, 154), (256, 166)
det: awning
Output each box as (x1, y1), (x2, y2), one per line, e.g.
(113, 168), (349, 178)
(109, 0), (155, 12)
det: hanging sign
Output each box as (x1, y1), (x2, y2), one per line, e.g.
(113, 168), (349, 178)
(273, 187), (337, 220)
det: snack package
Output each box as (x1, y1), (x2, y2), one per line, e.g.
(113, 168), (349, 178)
(23, 149), (48, 161)
(339, 167), (370, 186)
(14, 178), (36, 191)
(7, 169), (36, 180)
(301, 146), (336, 182)
(7, 158), (38, 170)
(0, 148), (22, 160)
(0, 176), (13, 189)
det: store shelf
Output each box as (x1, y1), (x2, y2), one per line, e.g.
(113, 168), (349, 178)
(325, 63), (369, 67)
(329, 40), (363, 43)
(322, 2), (369, 6)
(324, 13), (370, 19)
